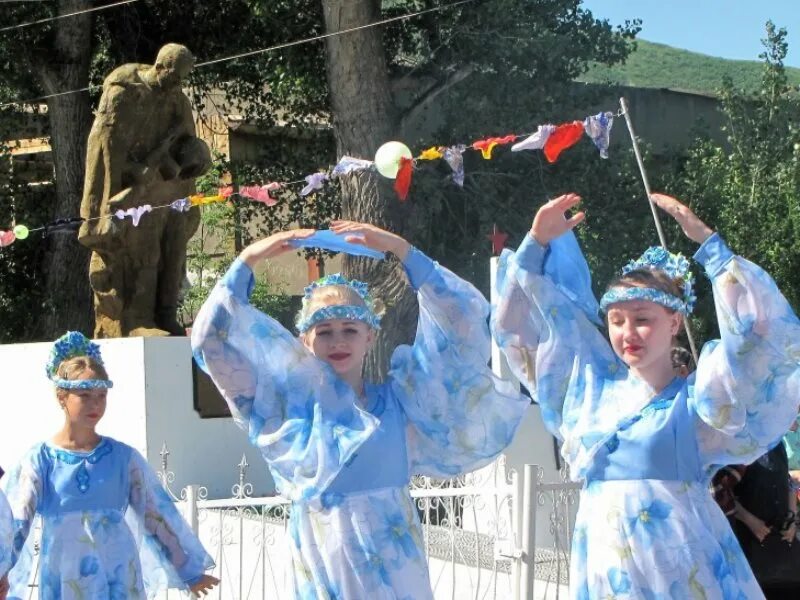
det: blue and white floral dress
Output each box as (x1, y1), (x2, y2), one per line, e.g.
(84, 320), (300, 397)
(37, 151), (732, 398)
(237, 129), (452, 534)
(191, 247), (528, 600)
(0, 486), (12, 577)
(492, 232), (800, 600)
(2, 437), (215, 599)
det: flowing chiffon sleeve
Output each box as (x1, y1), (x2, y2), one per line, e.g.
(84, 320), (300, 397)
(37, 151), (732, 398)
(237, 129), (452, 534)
(490, 233), (624, 474)
(690, 234), (800, 469)
(191, 259), (379, 501)
(125, 449), (214, 592)
(1, 447), (43, 596)
(0, 488), (12, 576)
(389, 247), (529, 477)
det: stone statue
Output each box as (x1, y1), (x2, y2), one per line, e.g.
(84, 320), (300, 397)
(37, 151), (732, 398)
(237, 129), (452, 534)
(79, 44), (211, 338)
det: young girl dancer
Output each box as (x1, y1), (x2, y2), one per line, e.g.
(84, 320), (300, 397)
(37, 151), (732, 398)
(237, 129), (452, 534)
(191, 220), (528, 599)
(2, 332), (219, 599)
(492, 192), (800, 598)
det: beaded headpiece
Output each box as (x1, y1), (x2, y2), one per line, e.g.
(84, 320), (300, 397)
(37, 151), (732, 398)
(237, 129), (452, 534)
(600, 246), (696, 315)
(296, 273), (381, 333)
(46, 331), (114, 389)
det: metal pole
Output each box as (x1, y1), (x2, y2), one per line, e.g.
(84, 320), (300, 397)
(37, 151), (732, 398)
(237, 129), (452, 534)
(619, 96), (700, 362)
(520, 464), (537, 600)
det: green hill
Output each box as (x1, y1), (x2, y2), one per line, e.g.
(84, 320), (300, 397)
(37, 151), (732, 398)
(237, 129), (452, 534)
(580, 39), (800, 95)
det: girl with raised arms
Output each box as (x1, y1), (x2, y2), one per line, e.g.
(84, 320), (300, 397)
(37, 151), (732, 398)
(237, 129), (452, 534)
(492, 192), (800, 599)
(191, 221), (528, 599)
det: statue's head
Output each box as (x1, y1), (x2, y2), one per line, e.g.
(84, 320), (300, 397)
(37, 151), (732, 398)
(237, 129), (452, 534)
(153, 44), (195, 88)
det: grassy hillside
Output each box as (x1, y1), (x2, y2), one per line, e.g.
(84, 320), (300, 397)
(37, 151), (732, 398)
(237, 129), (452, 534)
(580, 39), (800, 95)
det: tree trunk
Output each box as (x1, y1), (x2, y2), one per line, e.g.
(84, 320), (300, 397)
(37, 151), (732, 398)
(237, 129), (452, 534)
(36, 0), (94, 338)
(320, 0), (418, 381)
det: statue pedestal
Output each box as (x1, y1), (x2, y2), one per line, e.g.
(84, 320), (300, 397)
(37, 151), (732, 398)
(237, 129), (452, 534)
(0, 336), (275, 499)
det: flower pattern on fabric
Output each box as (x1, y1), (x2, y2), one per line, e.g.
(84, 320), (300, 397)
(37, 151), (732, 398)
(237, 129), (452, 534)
(442, 145), (466, 187)
(583, 111), (614, 159)
(492, 232), (800, 600)
(0, 489), (12, 577)
(191, 248), (528, 599)
(2, 439), (214, 599)
(296, 304), (381, 333)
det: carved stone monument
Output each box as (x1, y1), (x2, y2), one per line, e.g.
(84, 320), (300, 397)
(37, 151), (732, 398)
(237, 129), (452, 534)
(79, 44), (211, 338)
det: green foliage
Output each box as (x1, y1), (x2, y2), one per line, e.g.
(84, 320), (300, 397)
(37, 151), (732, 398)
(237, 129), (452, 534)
(179, 154), (297, 328)
(0, 111), (50, 342)
(581, 39), (800, 95)
(672, 23), (800, 316)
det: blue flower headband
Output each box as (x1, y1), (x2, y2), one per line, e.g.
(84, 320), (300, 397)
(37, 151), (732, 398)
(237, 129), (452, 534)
(46, 331), (114, 389)
(297, 273), (381, 333)
(600, 246), (696, 315)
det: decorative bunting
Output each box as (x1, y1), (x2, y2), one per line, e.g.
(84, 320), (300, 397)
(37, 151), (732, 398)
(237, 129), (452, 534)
(0, 107), (620, 246)
(543, 121), (585, 163)
(170, 198), (192, 212)
(300, 172), (329, 197)
(512, 124), (556, 152)
(189, 194), (226, 206)
(443, 144), (467, 187)
(394, 157), (414, 202)
(584, 111), (614, 159)
(332, 156), (373, 177)
(471, 135), (517, 159)
(114, 205), (152, 226)
(240, 183), (281, 206)
(418, 146), (444, 161)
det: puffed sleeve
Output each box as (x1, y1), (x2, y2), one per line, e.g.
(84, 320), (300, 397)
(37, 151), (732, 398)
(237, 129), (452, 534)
(690, 233), (800, 468)
(191, 259), (379, 501)
(389, 247), (529, 477)
(0, 488), (12, 576)
(1, 447), (43, 594)
(490, 232), (624, 473)
(125, 449), (214, 593)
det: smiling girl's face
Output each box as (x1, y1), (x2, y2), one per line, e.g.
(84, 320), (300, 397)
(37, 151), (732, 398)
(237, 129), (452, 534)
(302, 318), (374, 377)
(606, 299), (681, 371)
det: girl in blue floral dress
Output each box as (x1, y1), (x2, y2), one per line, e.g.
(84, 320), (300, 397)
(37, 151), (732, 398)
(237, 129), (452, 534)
(2, 332), (219, 599)
(191, 220), (528, 599)
(492, 192), (800, 599)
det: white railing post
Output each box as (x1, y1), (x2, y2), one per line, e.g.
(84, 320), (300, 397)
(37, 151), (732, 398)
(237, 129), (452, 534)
(184, 485), (199, 534)
(520, 464), (537, 600)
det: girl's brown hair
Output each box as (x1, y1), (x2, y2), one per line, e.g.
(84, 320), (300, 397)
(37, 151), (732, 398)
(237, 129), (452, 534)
(605, 269), (683, 313)
(55, 356), (109, 392)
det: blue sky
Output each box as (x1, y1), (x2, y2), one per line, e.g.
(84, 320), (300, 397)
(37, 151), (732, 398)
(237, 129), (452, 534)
(580, 1), (799, 67)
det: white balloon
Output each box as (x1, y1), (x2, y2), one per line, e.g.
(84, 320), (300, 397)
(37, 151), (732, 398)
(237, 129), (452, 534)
(374, 141), (412, 179)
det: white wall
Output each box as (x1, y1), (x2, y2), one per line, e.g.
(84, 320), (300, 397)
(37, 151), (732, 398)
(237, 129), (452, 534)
(0, 337), (275, 499)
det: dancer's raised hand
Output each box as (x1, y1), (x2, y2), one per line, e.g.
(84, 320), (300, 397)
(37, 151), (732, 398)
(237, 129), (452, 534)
(650, 193), (713, 244)
(330, 220), (410, 260)
(240, 229), (315, 267)
(530, 193), (585, 246)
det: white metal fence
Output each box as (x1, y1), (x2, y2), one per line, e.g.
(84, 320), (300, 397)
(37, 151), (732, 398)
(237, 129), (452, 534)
(153, 443), (581, 600)
(19, 444), (580, 600)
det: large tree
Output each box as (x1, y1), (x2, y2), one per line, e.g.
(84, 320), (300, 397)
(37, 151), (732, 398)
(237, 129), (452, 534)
(318, 0), (638, 377)
(0, 0), (638, 358)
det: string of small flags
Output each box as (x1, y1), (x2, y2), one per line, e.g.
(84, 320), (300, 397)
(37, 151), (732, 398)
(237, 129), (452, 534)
(0, 110), (617, 248)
